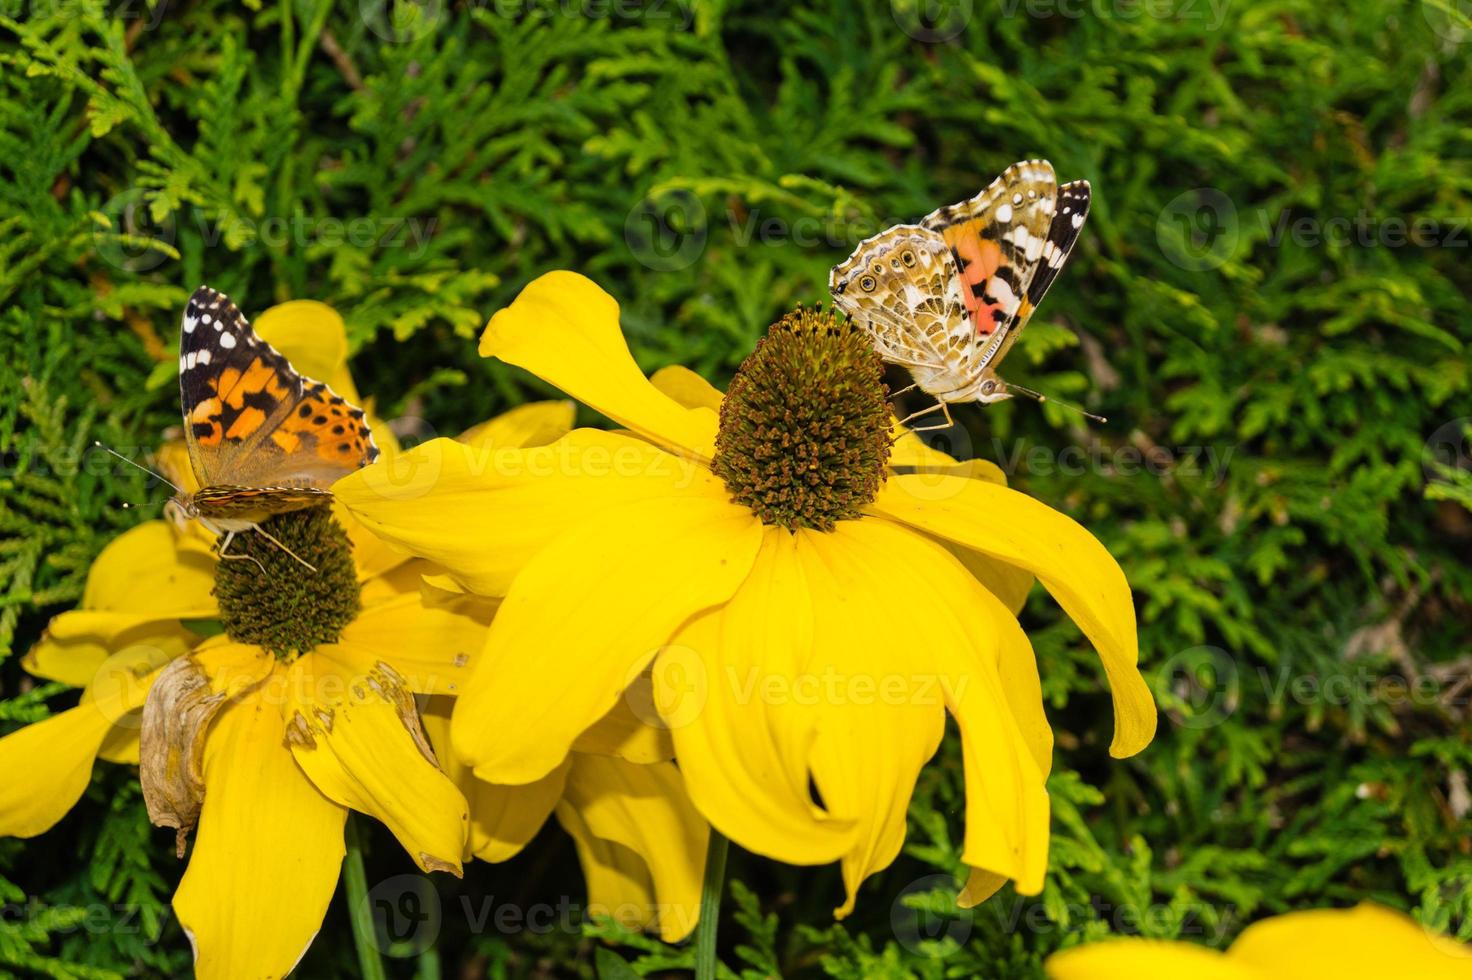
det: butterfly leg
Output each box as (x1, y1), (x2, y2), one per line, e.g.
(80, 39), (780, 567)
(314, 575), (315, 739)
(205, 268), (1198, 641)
(888, 381), (919, 398)
(252, 525), (319, 574)
(897, 399), (956, 433)
(216, 530), (268, 576)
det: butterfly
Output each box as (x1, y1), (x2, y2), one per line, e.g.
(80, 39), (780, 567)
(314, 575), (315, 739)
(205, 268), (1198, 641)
(829, 159), (1096, 429)
(173, 285), (379, 570)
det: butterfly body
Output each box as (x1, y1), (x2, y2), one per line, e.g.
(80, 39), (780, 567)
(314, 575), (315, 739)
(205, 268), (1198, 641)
(175, 286), (378, 565)
(830, 160), (1091, 415)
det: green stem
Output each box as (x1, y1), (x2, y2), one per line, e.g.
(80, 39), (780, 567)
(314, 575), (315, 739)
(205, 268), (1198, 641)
(694, 829), (730, 980)
(344, 816), (389, 980)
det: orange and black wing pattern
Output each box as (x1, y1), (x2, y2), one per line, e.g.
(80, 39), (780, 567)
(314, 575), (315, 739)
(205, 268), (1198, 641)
(179, 286), (379, 495)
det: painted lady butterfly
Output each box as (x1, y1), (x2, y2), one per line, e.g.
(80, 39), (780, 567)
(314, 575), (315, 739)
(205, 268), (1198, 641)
(174, 286), (379, 569)
(829, 159), (1097, 428)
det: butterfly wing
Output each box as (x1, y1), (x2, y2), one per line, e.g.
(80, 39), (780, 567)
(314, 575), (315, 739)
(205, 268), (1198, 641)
(829, 226), (974, 389)
(180, 285), (379, 493)
(921, 160), (1060, 376)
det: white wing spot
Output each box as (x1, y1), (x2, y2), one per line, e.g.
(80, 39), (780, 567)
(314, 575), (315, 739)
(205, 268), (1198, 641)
(219, 331), (237, 349)
(996, 203), (1013, 223)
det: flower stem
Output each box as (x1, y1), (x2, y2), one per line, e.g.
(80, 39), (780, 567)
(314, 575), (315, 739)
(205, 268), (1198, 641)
(694, 828), (730, 980)
(344, 816), (389, 980)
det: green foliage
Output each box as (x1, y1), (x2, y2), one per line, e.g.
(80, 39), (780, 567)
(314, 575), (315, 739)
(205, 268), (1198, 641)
(1, 0), (1469, 977)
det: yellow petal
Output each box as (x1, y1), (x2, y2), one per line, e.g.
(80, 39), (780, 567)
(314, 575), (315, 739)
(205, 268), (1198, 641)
(253, 299), (358, 404)
(336, 593), (486, 696)
(453, 491), (764, 785)
(26, 615), (200, 688)
(24, 522), (217, 686)
(556, 755), (709, 942)
(797, 522), (1048, 911)
(957, 869), (1008, 909)
(458, 400), (577, 450)
(174, 683), (347, 980)
(872, 474), (1157, 758)
(335, 429), (715, 596)
(0, 648), (162, 838)
(1046, 938), (1260, 980)
(479, 272), (718, 459)
(572, 675), (675, 764)
(283, 650), (467, 874)
(0, 705), (116, 838)
(662, 530), (857, 867)
(883, 441), (1035, 615)
(1228, 903), (1472, 979)
(649, 365), (724, 412)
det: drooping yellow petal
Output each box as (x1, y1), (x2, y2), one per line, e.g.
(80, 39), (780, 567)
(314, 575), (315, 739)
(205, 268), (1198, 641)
(283, 650), (468, 875)
(458, 400), (577, 450)
(796, 521), (1050, 911)
(0, 649), (163, 838)
(572, 675), (675, 765)
(1228, 903), (1472, 979)
(336, 592), (486, 697)
(174, 683), (347, 980)
(872, 474), (1157, 758)
(453, 492), (764, 785)
(661, 530), (856, 867)
(1045, 938), (1260, 980)
(421, 697), (569, 863)
(649, 365), (725, 412)
(253, 299), (359, 404)
(335, 429), (715, 596)
(883, 438), (1035, 615)
(556, 755), (709, 942)
(479, 272), (719, 459)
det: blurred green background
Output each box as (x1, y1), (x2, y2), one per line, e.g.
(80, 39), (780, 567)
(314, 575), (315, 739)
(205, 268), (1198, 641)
(2, 0), (1470, 976)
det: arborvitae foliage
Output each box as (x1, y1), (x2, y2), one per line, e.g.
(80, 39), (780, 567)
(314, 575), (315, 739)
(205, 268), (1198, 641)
(2, 1), (1469, 976)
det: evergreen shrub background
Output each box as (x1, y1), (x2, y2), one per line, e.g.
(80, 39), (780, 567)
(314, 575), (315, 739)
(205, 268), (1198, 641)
(1, 0), (1469, 975)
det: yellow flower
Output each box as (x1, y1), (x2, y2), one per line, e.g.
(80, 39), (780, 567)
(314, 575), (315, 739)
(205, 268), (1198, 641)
(0, 299), (701, 974)
(335, 271), (1158, 914)
(1045, 903), (1472, 980)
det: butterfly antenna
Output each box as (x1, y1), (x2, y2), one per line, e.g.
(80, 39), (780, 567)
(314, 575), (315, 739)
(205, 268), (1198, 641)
(1002, 384), (1108, 424)
(92, 441), (184, 494)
